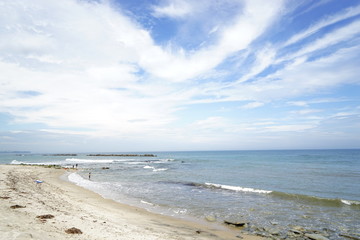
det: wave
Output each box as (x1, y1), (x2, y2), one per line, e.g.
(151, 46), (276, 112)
(140, 200), (154, 206)
(205, 182), (272, 194)
(159, 181), (271, 194)
(341, 199), (360, 206)
(160, 180), (360, 208)
(144, 166), (168, 172)
(65, 158), (125, 163)
(10, 160), (60, 165)
(153, 158), (175, 163)
(11, 160), (27, 165)
(270, 191), (360, 208)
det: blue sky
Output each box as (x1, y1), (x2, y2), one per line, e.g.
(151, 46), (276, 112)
(0, 0), (360, 152)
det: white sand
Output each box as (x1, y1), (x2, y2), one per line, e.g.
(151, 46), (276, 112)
(0, 165), (262, 240)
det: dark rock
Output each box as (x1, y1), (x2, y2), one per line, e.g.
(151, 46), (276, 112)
(224, 220), (248, 227)
(289, 229), (303, 235)
(10, 205), (26, 209)
(65, 227), (82, 234)
(37, 214), (55, 219)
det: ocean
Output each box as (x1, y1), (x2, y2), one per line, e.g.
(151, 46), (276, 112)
(1, 149), (359, 239)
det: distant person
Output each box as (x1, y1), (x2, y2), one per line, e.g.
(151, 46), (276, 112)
(88, 172), (91, 180)
(75, 164), (78, 168)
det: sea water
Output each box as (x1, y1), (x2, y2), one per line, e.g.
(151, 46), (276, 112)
(1, 149), (359, 238)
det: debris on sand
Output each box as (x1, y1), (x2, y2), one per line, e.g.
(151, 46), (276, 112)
(10, 204), (26, 209)
(37, 214), (55, 220)
(65, 227), (83, 234)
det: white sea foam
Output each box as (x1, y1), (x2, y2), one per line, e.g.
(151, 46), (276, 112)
(125, 161), (145, 165)
(11, 160), (25, 164)
(205, 183), (272, 194)
(140, 200), (154, 206)
(65, 158), (122, 163)
(153, 168), (167, 172)
(341, 199), (360, 206)
(143, 166), (167, 172)
(68, 173), (113, 195)
(153, 158), (175, 163)
(10, 160), (61, 165)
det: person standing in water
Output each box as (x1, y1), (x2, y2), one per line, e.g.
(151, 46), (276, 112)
(88, 172), (91, 180)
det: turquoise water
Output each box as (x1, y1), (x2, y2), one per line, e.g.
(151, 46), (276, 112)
(1, 149), (360, 238)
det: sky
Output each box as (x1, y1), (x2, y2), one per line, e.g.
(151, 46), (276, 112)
(0, 0), (360, 153)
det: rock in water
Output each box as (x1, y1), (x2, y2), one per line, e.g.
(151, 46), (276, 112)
(266, 227), (280, 235)
(305, 233), (329, 240)
(205, 215), (216, 222)
(224, 220), (248, 227)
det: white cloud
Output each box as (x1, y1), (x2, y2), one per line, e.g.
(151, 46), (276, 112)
(284, 4), (360, 46)
(152, 0), (192, 19)
(241, 102), (264, 109)
(290, 20), (360, 59)
(141, 0), (284, 82)
(263, 124), (315, 132)
(290, 109), (322, 115)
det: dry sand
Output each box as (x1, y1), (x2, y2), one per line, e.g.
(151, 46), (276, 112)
(0, 165), (262, 240)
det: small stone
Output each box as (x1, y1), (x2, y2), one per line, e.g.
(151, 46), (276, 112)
(292, 226), (306, 232)
(290, 229), (303, 235)
(65, 227), (82, 234)
(36, 214), (55, 220)
(305, 233), (329, 240)
(339, 234), (360, 240)
(205, 215), (216, 222)
(267, 228), (280, 235)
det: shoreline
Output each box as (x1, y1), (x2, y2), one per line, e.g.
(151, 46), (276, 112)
(0, 165), (261, 240)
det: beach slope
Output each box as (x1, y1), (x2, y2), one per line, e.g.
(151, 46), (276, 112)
(0, 165), (261, 240)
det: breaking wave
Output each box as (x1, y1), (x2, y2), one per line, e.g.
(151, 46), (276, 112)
(144, 166), (168, 172)
(204, 182), (272, 194)
(160, 180), (360, 208)
(270, 191), (360, 208)
(10, 160), (60, 165)
(65, 158), (126, 163)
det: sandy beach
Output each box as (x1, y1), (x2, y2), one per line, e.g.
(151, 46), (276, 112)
(0, 165), (262, 240)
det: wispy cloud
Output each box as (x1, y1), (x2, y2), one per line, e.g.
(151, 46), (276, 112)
(284, 4), (360, 47)
(151, 0), (192, 19)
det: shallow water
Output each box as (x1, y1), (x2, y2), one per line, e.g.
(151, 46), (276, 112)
(2, 149), (360, 239)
